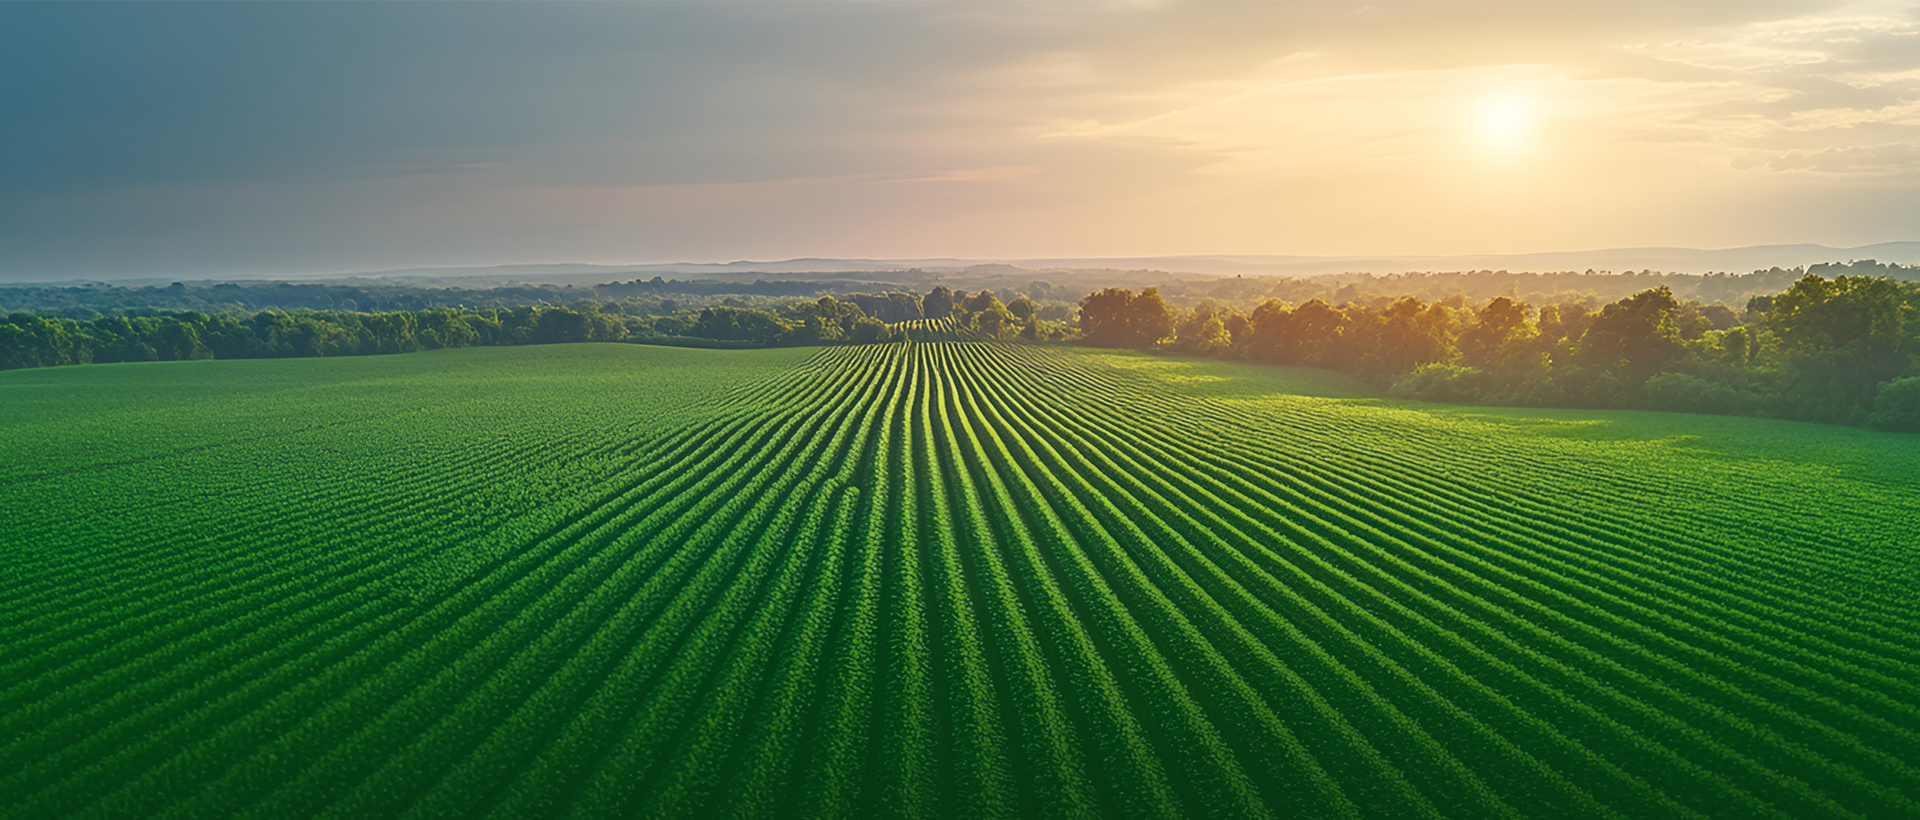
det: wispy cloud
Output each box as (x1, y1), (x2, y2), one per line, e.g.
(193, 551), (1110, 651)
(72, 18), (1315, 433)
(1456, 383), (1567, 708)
(2, 1), (1917, 277)
(1627, 5), (1920, 173)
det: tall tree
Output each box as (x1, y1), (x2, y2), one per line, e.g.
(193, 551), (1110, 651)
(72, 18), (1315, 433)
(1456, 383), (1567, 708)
(1768, 274), (1914, 417)
(532, 307), (590, 345)
(1127, 287), (1176, 348)
(1079, 287), (1138, 348)
(1174, 299), (1242, 355)
(922, 286), (956, 321)
(1247, 299), (1347, 366)
(1460, 297), (1540, 377)
(1577, 287), (1682, 382)
(1355, 297), (1456, 378)
(1769, 274), (1906, 353)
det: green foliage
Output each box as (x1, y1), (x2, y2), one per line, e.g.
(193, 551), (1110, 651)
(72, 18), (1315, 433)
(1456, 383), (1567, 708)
(846, 315), (897, 343)
(1246, 298), (1349, 366)
(691, 306), (791, 344)
(0, 291), (933, 372)
(26, 273), (1900, 430)
(921, 286), (956, 321)
(843, 291), (925, 323)
(1077, 286), (1178, 349)
(1766, 275), (1916, 420)
(1576, 286), (1683, 381)
(1388, 362), (1481, 402)
(1770, 274), (1908, 353)
(531, 307), (591, 344)
(1458, 297), (1534, 374)
(1098, 275), (1920, 430)
(1128, 287), (1175, 346)
(1169, 299), (1239, 356)
(1868, 376), (1920, 432)
(1641, 371), (1748, 415)
(1352, 297), (1458, 378)
(4, 342), (1915, 819)
(1077, 287), (1135, 346)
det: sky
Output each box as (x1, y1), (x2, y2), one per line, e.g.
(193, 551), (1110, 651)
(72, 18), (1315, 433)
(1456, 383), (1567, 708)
(3, 1), (1919, 280)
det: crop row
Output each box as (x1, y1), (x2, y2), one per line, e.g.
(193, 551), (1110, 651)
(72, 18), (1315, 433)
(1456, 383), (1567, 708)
(5, 337), (1915, 819)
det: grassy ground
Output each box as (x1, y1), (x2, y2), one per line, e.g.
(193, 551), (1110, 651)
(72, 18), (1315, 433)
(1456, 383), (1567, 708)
(3, 341), (1916, 819)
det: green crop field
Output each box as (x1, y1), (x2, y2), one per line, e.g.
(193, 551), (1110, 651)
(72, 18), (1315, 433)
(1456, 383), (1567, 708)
(4, 335), (1918, 819)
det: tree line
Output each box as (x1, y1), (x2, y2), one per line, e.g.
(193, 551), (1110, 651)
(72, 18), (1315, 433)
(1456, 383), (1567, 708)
(0, 302), (860, 370)
(0, 276), (1085, 316)
(1160, 259), (1920, 311)
(9, 273), (1916, 431)
(1077, 275), (1920, 431)
(0, 278), (1104, 372)
(0, 283), (1085, 371)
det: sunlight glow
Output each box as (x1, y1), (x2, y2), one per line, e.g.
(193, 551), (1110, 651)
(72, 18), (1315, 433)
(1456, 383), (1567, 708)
(1476, 94), (1532, 154)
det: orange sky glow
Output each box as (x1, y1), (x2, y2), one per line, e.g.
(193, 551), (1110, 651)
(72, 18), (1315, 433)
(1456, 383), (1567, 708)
(3, 2), (1917, 276)
(499, 2), (1920, 263)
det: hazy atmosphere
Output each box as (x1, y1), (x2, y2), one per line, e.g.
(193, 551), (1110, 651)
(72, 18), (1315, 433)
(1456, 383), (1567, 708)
(9, 5), (1920, 819)
(5, 1), (1919, 279)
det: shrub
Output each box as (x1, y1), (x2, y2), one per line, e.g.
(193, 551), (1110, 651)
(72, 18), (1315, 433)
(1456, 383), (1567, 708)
(1642, 372), (1747, 416)
(1389, 363), (1482, 402)
(1867, 376), (1920, 432)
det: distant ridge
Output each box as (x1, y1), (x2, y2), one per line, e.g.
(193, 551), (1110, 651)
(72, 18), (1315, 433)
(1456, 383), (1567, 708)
(1004, 242), (1920, 279)
(23, 242), (1920, 285)
(348, 242), (1920, 282)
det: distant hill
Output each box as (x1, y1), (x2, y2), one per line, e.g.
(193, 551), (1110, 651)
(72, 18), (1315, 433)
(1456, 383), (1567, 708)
(309, 242), (1920, 283)
(17, 242), (1920, 288)
(1008, 243), (1920, 278)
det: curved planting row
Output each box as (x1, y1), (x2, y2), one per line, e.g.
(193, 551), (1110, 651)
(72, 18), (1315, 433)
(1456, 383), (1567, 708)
(4, 339), (1916, 819)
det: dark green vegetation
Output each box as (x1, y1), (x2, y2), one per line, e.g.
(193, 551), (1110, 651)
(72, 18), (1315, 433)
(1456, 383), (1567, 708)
(5, 258), (1912, 318)
(10, 263), (1920, 434)
(0, 295), (911, 371)
(1081, 272), (1920, 430)
(0, 286), (1080, 372)
(4, 335), (1919, 819)
(1173, 259), (1920, 309)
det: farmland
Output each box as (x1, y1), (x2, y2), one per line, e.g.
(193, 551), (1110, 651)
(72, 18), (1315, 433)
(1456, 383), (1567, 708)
(3, 336), (1918, 819)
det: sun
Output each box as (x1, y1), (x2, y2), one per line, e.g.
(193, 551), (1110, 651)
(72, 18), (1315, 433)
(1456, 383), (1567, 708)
(1475, 94), (1532, 154)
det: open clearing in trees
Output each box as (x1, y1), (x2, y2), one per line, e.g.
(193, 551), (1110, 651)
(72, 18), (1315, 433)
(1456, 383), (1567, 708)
(4, 334), (1918, 819)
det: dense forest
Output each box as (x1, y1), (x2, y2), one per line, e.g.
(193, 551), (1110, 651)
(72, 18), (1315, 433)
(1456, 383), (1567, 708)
(0, 276), (1083, 315)
(1162, 260), (1920, 308)
(11, 260), (1912, 317)
(0, 282), (1082, 372)
(1078, 273), (1920, 431)
(5, 262), (1917, 430)
(0, 295), (924, 370)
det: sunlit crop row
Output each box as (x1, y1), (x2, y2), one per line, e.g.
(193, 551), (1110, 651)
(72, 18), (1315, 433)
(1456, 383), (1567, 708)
(2, 338), (1915, 819)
